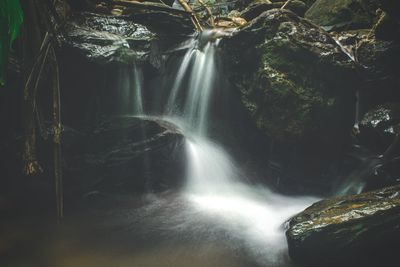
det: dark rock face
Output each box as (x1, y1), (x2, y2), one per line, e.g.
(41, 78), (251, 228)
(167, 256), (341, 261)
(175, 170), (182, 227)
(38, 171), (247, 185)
(286, 185), (400, 267)
(41, 116), (186, 195)
(63, 12), (157, 66)
(223, 9), (357, 152)
(305, 0), (380, 31)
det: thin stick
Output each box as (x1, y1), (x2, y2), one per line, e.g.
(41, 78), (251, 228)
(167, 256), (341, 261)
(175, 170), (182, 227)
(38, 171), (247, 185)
(51, 47), (63, 223)
(281, 0), (293, 9)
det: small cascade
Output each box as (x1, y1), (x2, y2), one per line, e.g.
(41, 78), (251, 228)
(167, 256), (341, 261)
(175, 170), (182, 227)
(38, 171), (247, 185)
(117, 64), (144, 115)
(132, 64), (144, 115)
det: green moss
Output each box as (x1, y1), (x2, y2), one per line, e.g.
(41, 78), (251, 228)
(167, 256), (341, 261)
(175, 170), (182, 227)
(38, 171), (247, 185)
(0, 0), (23, 86)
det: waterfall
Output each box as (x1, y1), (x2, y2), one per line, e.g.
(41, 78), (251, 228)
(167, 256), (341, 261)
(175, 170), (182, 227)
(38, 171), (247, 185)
(157, 30), (317, 265)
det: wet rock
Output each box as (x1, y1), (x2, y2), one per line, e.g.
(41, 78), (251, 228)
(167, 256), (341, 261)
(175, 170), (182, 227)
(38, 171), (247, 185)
(234, 0), (269, 10)
(121, 2), (194, 34)
(286, 185), (400, 267)
(241, 0), (307, 20)
(333, 103), (400, 195)
(335, 147), (400, 195)
(280, 0), (307, 17)
(356, 35), (400, 98)
(358, 103), (400, 153)
(223, 9), (357, 152)
(41, 116), (186, 195)
(63, 12), (157, 65)
(305, 0), (380, 31)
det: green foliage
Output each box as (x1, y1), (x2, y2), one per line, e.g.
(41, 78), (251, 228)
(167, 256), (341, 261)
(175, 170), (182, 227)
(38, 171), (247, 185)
(0, 0), (23, 86)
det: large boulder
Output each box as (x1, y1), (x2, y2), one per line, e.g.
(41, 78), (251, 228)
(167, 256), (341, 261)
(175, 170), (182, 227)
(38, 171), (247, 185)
(40, 116), (186, 195)
(223, 9), (357, 153)
(286, 185), (400, 267)
(305, 0), (380, 31)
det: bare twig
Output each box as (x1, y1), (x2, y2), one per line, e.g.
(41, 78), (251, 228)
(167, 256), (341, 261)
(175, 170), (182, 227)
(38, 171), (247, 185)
(281, 0), (293, 9)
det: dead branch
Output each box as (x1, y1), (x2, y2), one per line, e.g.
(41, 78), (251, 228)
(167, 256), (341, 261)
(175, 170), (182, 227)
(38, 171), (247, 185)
(177, 0), (203, 31)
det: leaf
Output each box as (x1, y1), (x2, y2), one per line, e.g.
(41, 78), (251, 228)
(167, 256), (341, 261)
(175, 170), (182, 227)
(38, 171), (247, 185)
(0, 0), (24, 86)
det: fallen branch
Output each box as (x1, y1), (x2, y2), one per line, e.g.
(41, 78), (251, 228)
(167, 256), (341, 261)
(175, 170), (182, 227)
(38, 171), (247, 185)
(198, 0), (215, 27)
(177, 0), (203, 31)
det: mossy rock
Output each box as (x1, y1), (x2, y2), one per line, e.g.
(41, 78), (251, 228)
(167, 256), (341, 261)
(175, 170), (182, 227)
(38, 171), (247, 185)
(223, 9), (357, 152)
(305, 0), (380, 31)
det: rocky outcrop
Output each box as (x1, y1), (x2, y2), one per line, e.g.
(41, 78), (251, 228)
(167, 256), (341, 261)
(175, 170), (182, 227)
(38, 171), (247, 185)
(286, 185), (400, 267)
(305, 0), (380, 31)
(40, 116), (186, 195)
(223, 9), (357, 152)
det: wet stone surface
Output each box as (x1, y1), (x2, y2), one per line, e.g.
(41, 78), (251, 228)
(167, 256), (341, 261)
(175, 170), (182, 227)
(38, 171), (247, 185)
(286, 185), (400, 267)
(63, 12), (157, 65)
